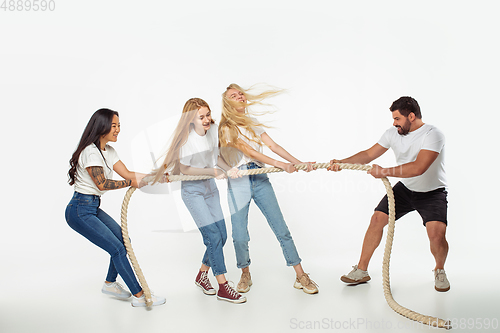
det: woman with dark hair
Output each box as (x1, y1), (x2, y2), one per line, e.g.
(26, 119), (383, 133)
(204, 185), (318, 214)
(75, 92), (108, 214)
(66, 108), (165, 307)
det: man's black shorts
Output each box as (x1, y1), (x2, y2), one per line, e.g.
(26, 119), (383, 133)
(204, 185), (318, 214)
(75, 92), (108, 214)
(375, 181), (448, 226)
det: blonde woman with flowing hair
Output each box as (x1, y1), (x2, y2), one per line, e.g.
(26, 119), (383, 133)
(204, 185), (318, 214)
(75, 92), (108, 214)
(219, 84), (319, 294)
(153, 98), (245, 303)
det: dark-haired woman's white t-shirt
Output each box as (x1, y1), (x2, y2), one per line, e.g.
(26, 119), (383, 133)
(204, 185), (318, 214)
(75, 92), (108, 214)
(74, 144), (120, 196)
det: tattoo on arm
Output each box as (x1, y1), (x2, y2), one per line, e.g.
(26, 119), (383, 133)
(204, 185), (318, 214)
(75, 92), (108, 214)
(88, 166), (132, 190)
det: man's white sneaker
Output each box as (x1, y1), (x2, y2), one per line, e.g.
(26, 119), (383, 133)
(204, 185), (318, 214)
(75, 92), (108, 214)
(340, 265), (371, 284)
(101, 282), (131, 299)
(433, 269), (450, 292)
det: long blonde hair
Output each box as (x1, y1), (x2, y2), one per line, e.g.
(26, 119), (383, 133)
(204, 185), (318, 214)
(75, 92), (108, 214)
(219, 83), (283, 166)
(151, 98), (214, 183)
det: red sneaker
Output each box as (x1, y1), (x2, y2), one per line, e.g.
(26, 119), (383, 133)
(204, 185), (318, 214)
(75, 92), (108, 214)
(195, 270), (216, 295)
(217, 282), (247, 303)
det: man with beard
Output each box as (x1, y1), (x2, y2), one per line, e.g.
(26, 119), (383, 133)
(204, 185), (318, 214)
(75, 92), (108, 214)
(328, 96), (450, 292)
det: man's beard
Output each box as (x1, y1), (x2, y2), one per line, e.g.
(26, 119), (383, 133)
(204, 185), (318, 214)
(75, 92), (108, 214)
(396, 118), (411, 136)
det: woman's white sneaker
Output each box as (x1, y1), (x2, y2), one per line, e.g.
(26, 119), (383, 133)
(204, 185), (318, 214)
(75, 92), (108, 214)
(101, 282), (131, 299)
(131, 293), (166, 307)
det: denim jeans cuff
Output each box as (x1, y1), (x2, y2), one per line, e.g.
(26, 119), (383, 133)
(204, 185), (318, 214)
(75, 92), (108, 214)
(212, 269), (228, 277)
(286, 258), (302, 267)
(236, 261), (251, 269)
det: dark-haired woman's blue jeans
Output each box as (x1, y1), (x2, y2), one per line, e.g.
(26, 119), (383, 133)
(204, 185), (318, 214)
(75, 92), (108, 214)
(65, 192), (142, 295)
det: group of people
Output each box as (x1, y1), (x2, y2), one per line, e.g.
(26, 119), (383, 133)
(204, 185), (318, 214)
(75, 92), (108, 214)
(65, 84), (450, 308)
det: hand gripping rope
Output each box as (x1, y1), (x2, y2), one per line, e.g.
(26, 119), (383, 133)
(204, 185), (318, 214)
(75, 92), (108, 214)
(120, 163), (450, 328)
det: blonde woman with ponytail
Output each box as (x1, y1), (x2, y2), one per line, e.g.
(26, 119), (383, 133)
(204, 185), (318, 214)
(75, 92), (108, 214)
(153, 98), (245, 303)
(219, 84), (319, 295)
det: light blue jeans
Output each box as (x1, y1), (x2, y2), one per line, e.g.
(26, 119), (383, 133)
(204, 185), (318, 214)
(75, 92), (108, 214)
(181, 179), (227, 276)
(227, 162), (301, 269)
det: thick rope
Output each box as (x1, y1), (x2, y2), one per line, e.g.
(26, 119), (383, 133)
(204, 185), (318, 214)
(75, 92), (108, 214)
(121, 162), (450, 328)
(380, 176), (450, 329)
(121, 187), (153, 307)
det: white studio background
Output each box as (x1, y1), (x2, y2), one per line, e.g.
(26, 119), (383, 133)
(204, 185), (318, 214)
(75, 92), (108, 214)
(1, 1), (499, 333)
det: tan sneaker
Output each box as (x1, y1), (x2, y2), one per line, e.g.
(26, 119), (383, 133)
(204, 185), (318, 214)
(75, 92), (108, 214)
(294, 273), (319, 294)
(433, 269), (450, 292)
(341, 265), (371, 284)
(236, 271), (252, 293)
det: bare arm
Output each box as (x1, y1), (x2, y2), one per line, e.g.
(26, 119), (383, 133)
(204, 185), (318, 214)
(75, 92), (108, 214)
(179, 164), (225, 178)
(113, 160), (146, 180)
(260, 132), (301, 164)
(261, 132), (316, 172)
(328, 143), (388, 171)
(87, 166), (132, 190)
(113, 160), (147, 187)
(369, 149), (439, 179)
(338, 143), (388, 164)
(232, 138), (297, 173)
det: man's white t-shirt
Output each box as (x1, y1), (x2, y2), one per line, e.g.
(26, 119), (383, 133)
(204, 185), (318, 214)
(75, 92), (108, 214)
(377, 124), (447, 192)
(233, 117), (266, 168)
(74, 144), (120, 196)
(179, 124), (219, 169)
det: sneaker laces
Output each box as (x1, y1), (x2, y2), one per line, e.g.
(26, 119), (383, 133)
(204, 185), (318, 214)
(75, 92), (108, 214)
(201, 271), (214, 289)
(301, 273), (319, 288)
(138, 290), (158, 303)
(345, 265), (359, 276)
(238, 272), (250, 287)
(224, 281), (240, 298)
(348, 265), (368, 278)
(241, 272), (250, 281)
(200, 271), (210, 284)
(434, 269), (445, 282)
(113, 282), (126, 291)
(105, 281), (124, 293)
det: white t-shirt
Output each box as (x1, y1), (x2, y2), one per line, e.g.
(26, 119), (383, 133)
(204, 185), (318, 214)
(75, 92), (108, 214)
(233, 117), (266, 168)
(179, 124), (219, 169)
(377, 123), (447, 192)
(74, 144), (120, 196)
